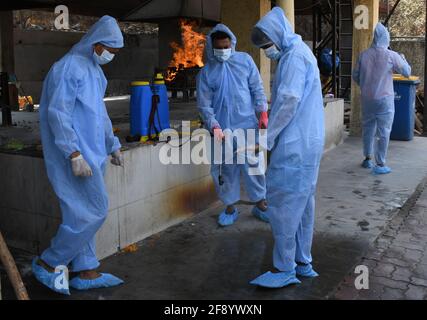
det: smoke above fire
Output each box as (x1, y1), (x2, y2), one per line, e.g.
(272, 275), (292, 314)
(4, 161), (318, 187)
(166, 20), (206, 81)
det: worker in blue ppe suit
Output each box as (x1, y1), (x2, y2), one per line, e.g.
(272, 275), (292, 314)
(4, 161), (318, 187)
(353, 23), (411, 174)
(197, 24), (269, 227)
(33, 16), (125, 295)
(250, 7), (325, 288)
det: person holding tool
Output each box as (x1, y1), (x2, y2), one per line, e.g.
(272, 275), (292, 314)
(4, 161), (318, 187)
(197, 24), (269, 227)
(33, 16), (124, 295)
(353, 22), (411, 174)
(250, 7), (325, 288)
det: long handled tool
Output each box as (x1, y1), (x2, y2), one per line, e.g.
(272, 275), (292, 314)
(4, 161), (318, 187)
(0, 230), (29, 300)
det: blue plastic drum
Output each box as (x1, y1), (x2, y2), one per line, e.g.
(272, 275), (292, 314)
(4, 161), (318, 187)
(130, 81), (152, 137)
(391, 75), (420, 141)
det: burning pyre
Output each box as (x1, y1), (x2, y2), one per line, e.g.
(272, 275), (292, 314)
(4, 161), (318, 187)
(166, 20), (206, 83)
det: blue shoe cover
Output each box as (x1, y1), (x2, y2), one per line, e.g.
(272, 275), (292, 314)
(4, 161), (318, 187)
(252, 206), (269, 223)
(250, 271), (301, 288)
(32, 257), (70, 295)
(296, 263), (319, 278)
(361, 159), (374, 169)
(218, 208), (239, 227)
(69, 273), (124, 290)
(372, 166), (391, 175)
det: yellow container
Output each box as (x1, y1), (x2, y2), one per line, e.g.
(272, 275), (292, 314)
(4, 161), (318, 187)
(154, 73), (165, 85)
(131, 81), (150, 86)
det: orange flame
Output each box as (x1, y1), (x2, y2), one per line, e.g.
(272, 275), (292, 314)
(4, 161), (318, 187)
(166, 20), (206, 81)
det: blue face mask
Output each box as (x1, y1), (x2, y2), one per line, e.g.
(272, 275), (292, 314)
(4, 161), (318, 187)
(264, 45), (281, 60)
(93, 49), (115, 65)
(213, 48), (232, 62)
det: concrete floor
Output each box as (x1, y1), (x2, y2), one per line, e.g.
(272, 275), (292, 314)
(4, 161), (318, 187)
(2, 136), (427, 299)
(334, 177), (427, 300)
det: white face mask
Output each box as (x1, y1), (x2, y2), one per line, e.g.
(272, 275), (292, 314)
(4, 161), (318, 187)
(93, 49), (115, 65)
(213, 48), (232, 62)
(264, 45), (281, 60)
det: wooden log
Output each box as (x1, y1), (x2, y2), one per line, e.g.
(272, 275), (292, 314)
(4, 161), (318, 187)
(415, 113), (423, 132)
(0, 231), (29, 300)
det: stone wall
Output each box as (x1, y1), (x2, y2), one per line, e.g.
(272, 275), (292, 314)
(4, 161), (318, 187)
(391, 38), (425, 88)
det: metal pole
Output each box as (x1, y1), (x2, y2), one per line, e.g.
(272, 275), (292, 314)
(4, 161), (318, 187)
(318, 5), (322, 57)
(337, 0), (341, 97)
(313, 0), (317, 54)
(423, 0), (427, 135)
(387, 0), (390, 17)
(384, 0), (401, 26)
(332, 0), (337, 96)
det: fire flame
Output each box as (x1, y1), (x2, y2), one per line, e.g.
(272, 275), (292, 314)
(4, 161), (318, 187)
(166, 20), (206, 81)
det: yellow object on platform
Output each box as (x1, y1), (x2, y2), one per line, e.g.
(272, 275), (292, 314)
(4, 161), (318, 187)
(393, 74), (420, 82)
(154, 73), (165, 85)
(139, 134), (160, 143)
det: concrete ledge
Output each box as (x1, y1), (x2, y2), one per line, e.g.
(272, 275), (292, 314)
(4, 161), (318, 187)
(0, 143), (217, 260)
(324, 98), (345, 152)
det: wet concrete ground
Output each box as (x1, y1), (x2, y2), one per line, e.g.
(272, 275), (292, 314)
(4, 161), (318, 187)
(334, 177), (427, 300)
(2, 136), (427, 299)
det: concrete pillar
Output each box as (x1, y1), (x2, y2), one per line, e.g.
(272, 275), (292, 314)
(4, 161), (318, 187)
(350, 0), (379, 136)
(276, 0), (295, 31)
(221, 0), (271, 99)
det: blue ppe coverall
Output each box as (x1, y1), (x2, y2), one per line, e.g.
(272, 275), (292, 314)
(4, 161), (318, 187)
(255, 7), (325, 272)
(353, 23), (411, 166)
(39, 16), (123, 272)
(196, 24), (267, 206)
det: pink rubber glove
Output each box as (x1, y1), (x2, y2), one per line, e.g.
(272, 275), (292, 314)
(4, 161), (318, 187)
(212, 125), (225, 142)
(259, 111), (268, 129)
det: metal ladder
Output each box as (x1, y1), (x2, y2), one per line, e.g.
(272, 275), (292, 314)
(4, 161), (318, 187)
(312, 0), (353, 99)
(338, 0), (353, 100)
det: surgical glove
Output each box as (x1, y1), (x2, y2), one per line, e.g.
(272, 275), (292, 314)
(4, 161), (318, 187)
(212, 125), (225, 142)
(259, 111), (268, 129)
(71, 155), (93, 177)
(111, 149), (124, 167)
